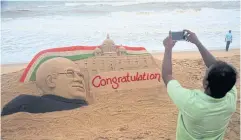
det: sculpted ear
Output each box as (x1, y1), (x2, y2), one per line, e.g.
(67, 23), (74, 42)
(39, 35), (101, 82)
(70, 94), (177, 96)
(46, 75), (56, 88)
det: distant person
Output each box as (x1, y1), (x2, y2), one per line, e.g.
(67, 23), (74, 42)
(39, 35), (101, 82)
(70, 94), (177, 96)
(1, 57), (88, 116)
(225, 30), (232, 51)
(162, 30), (237, 140)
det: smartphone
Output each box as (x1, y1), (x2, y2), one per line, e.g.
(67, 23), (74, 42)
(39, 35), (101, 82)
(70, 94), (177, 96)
(171, 31), (185, 41)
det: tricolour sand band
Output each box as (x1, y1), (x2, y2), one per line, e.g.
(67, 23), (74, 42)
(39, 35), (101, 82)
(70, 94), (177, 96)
(20, 45), (149, 82)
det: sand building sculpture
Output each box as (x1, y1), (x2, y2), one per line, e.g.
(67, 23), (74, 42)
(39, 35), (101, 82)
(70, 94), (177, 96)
(20, 34), (162, 95)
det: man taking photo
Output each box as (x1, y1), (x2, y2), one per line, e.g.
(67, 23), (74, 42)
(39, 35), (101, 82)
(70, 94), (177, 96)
(162, 29), (237, 140)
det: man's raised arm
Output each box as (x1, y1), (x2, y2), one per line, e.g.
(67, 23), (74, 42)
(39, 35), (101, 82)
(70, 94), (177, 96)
(162, 32), (177, 86)
(161, 32), (194, 110)
(184, 29), (217, 68)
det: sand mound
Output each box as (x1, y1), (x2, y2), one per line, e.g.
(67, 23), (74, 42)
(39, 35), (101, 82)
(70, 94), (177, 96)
(18, 36), (162, 103)
(1, 36), (240, 139)
(1, 54), (240, 140)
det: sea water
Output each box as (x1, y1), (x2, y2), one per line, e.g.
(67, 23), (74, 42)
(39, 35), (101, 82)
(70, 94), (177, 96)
(1, 0), (240, 64)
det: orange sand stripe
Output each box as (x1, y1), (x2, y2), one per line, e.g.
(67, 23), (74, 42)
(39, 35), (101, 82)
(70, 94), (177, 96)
(24, 50), (95, 82)
(20, 46), (99, 82)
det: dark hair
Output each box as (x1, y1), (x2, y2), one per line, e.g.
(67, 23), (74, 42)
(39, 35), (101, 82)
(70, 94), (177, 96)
(229, 30), (231, 33)
(207, 61), (237, 98)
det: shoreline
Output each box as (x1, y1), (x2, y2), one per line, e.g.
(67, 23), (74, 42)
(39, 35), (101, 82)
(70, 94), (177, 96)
(1, 48), (239, 74)
(152, 48), (240, 60)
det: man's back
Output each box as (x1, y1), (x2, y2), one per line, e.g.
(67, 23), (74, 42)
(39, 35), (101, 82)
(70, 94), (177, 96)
(167, 80), (237, 140)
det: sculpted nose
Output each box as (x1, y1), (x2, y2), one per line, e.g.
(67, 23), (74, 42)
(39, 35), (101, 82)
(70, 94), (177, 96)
(73, 73), (82, 82)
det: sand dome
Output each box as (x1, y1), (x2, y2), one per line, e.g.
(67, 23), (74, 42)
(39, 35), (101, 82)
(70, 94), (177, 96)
(102, 34), (115, 45)
(100, 34), (116, 52)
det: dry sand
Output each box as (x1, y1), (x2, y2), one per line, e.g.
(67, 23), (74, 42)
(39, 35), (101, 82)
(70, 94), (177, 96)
(1, 49), (240, 140)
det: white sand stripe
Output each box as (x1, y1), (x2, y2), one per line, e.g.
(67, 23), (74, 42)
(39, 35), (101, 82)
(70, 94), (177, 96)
(24, 48), (148, 82)
(25, 50), (95, 82)
(126, 50), (149, 54)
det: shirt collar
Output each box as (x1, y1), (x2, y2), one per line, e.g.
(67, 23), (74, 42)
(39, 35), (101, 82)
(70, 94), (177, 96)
(195, 90), (226, 103)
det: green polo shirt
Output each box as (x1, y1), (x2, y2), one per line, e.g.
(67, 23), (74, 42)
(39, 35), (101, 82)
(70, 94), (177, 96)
(167, 80), (237, 140)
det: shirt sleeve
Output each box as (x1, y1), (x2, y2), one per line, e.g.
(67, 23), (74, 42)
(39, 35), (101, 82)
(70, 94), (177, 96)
(167, 80), (194, 110)
(227, 85), (237, 103)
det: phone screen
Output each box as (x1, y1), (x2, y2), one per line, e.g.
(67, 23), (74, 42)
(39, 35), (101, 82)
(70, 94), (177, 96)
(171, 31), (184, 41)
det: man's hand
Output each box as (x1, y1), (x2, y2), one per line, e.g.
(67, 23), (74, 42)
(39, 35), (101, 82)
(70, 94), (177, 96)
(183, 29), (200, 45)
(163, 31), (177, 50)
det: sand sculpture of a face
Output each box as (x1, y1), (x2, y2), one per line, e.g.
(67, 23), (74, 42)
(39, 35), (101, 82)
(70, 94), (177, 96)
(36, 57), (86, 99)
(101, 34), (116, 52)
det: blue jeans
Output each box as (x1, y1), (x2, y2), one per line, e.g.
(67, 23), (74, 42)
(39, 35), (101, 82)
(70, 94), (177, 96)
(226, 41), (231, 51)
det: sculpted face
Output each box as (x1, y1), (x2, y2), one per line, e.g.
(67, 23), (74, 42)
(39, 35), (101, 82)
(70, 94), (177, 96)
(54, 67), (86, 99)
(36, 57), (87, 99)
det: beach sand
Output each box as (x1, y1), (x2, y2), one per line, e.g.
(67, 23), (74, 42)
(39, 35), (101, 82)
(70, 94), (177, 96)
(1, 49), (240, 140)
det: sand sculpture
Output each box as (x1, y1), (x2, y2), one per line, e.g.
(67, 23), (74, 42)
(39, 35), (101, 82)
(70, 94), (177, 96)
(118, 45), (127, 56)
(2, 57), (89, 116)
(100, 34), (116, 53)
(94, 47), (102, 56)
(35, 57), (87, 99)
(20, 34), (161, 94)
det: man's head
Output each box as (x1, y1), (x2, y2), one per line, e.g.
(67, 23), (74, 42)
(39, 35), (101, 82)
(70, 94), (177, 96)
(229, 30), (231, 33)
(203, 61), (237, 98)
(36, 57), (86, 99)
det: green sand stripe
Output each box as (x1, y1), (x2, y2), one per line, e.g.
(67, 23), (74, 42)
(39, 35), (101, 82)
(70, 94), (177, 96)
(30, 53), (94, 81)
(26, 50), (95, 81)
(27, 51), (150, 81)
(20, 46), (98, 82)
(21, 46), (149, 82)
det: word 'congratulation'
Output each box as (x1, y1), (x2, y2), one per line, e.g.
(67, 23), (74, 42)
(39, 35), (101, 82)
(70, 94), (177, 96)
(92, 72), (161, 89)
